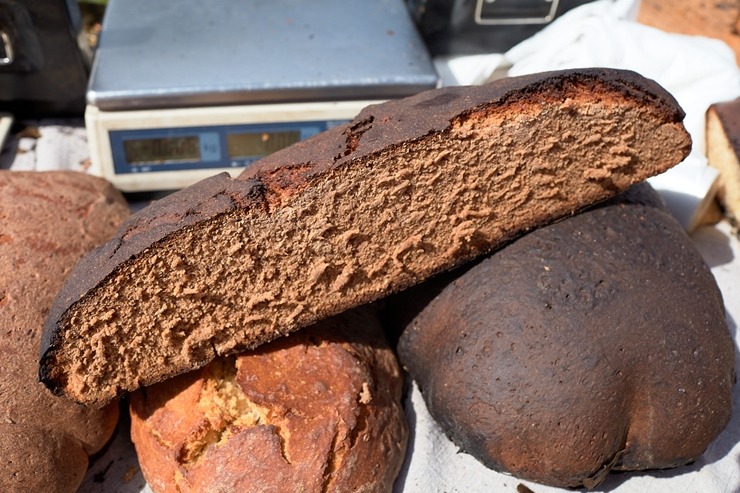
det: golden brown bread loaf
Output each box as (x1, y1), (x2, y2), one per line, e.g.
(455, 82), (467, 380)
(706, 97), (740, 221)
(129, 308), (407, 493)
(39, 68), (692, 407)
(394, 183), (735, 488)
(0, 170), (130, 492)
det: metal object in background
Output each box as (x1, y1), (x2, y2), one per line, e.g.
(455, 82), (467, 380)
(88, 0), (438, 111)
(407, 0), (596, 55)
(1, 30), (15, 66)
(85, 0), (439, 192)
(0, 113), (12, 151)
(0, 0), (89, 117)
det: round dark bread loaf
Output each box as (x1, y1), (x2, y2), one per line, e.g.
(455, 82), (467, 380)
(396, 183), (735, 488)
(0, 170), (129, 492)
(129, 307), (407, 493)
(39, 68), (693, 407)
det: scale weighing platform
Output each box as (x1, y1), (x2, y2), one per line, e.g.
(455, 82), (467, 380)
(86, 0), (438, 192)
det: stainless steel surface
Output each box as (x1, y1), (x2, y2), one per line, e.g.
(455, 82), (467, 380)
(88, 0), (438, 111)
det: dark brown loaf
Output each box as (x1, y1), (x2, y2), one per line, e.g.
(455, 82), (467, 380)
(129, 308), (407, 493)
(0, 170), (130, 492)
(40, 68), (692, 407)
(396, 183), (735, 488)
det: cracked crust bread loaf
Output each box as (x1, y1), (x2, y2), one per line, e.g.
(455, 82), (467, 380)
(129, 307), (407, 493)
(39, 67), (692, 407)
(707, 97), (740, 221)
(394, 183), (735, 488)
(0, 171), (129, 492)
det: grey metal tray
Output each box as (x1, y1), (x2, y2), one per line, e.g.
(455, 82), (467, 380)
(88, 0), (438, 111)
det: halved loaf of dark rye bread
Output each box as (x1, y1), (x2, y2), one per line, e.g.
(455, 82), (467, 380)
(40, 68), (692, 407)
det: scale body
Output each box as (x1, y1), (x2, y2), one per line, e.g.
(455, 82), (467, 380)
(86, 0), (438, 192)
(86, 100), (381, 192)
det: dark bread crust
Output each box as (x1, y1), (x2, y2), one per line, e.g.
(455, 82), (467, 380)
(709, 97), (740, 156)
(706, 97), (740, 221)
(243, 66), (685, 177)
(396, 183), (735, 488)
(40, 68), (692, 406)
(130, 308), (407, 493)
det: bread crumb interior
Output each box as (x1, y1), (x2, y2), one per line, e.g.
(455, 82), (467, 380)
(178, 357), (275, 465)
(54, 90), (688, 403)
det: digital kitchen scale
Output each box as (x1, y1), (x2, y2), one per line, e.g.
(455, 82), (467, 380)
(86, 0), (438, 192)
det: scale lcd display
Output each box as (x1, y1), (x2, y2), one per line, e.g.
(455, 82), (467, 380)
(123, 136), (201, 165)
(227, 131), (301, 158)
(109, 120), (334, 176)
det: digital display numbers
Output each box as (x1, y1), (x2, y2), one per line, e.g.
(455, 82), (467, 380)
(123, 136), (201, 165)
(121, 131), (302, 166)
(111, 121), (332, 174)
(227, 131), (301, 159)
